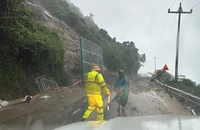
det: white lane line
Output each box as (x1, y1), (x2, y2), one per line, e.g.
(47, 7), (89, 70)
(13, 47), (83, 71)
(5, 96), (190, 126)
(151, 90), (157, 96)
(72, 108), (82, 115)
(191, 109), (196, 116)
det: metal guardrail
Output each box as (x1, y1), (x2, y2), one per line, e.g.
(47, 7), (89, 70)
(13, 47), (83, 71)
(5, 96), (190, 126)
(155, 80), (200, 101)
(35, 76), (59, 93)
(154, 79), (200, 115)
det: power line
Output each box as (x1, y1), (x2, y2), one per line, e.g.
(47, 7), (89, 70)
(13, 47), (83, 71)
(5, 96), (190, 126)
(191, 1), (200, 9)
(161, 0), (180, 41)
(162, 14), (168, 38)
(169, 15), (177, 34)
(162, 0), (179, 39)
(181, 14), (189, 27)
(180, 0), (200, 28)
(166, 15), (177, 39)
(168, 3), (192, 81)
(181, 1), (200, 27)
(170, 0), (178, 8)
(163, 14), (168, 31)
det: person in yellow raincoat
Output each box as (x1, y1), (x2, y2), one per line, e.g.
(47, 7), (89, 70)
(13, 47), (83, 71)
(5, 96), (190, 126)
(81, 65), (111, 121)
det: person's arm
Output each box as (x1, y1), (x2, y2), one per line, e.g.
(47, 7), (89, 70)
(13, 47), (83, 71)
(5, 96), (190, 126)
(98, 74), (110, 95)
(114, 79), (119, 91)
(119, 77), (129, 91)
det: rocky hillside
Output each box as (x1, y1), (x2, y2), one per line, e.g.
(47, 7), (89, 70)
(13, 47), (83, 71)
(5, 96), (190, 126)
(27, 0), (146, 75)
(0, 0), (145, 100)
(27, 1), (81, 80)
(35, 0), (146, 73)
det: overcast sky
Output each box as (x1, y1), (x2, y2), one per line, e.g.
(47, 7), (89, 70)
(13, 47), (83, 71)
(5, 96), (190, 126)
(70, 0), (200, 83)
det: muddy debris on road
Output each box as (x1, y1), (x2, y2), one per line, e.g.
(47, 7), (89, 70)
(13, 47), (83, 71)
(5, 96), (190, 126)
(104, 76), (191, 120)
(0, 75), (192, 130)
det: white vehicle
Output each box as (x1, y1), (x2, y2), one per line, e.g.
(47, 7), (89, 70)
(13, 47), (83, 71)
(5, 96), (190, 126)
(55, 116), (200, 130)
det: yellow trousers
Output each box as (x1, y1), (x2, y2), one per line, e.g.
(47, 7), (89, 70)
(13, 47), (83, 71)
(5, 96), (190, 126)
(82, 94), (104, 120)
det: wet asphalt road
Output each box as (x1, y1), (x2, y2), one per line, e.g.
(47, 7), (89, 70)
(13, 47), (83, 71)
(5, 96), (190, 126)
(85, 77), (191, 122)
(0, 76), (191, 130)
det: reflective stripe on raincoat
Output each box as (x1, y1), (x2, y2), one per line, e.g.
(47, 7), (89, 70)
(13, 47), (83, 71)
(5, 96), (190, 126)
(114, 76), (129, 107)
(82, 70), (110, 120)
(85, 70), (110, 95)
(83, 94), (104, 120)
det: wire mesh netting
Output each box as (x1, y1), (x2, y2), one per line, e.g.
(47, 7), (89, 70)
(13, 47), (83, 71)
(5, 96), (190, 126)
(80, 37), (103, 81)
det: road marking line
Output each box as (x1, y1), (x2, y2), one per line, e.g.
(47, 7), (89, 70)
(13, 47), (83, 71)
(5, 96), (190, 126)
(191, 109), (196, 116)
(72, 108), (81, 115)
(151, 90), (157, 96)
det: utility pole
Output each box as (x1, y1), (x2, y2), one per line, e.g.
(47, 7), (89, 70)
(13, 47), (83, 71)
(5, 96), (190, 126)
(168, 3), (192, 81)
(153, 57), (156, 72)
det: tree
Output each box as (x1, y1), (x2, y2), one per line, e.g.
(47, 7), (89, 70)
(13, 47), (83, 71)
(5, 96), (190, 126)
(89, 13), (94, 21)
(0, 0), (68, 99)
(40, 0), (145, 74)
(0, 0), (8, 12)
(140, 54), (146, 63)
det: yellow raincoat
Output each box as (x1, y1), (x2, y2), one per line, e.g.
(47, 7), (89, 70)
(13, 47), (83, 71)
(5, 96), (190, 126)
(82, 70), (110, 121)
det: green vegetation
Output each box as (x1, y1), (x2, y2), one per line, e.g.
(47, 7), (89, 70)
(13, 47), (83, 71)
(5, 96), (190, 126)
(0, 0), (68, 99)
(166, 79), (200, 96)
(154, 70), (200, 97)
(0, 0), (146, 99)
(156, 71), (200, 113)
(40, 0), (146, 74)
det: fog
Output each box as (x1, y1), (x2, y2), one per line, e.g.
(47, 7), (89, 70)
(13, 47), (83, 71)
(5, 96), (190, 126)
(70, 0), (200, 83)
